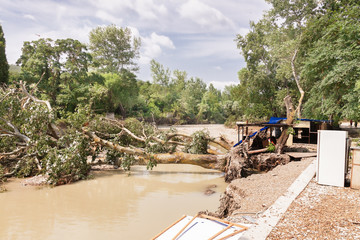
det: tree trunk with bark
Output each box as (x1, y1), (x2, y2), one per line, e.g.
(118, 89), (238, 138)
(275, 95), (296, 154)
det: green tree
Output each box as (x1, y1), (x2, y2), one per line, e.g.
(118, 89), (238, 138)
(103, 70), (139, 117)
(236, 20), (283, 120)
(89, 25), (141, 73)
(302, 2), (360, 122)
(0, 24), (9, 84)
(179, 77), (206, 122)
(197, 84), (224, 123)
(150, 59), (171, 86)
(235, 0), (319, 120)
(17, 38), (91, 107)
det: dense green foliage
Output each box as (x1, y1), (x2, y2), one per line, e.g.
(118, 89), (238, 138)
(13, 25), (230, 124)
(0, 25), (9, 84)
(302, 2), (360, 122)
(89, 25), (141, 73)
(236, 0), (360, 122)
(0, 84), (91, 185)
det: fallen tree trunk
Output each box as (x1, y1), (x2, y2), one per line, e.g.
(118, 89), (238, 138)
(83, 128), (227, 171)
(153, 152), (226, 170)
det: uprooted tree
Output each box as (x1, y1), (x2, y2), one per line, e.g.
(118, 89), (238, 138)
(0, 81), (296, 186)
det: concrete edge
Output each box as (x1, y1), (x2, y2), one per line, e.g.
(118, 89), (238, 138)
(239, 160), (316, 240)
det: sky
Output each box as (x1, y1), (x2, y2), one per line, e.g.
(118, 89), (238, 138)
(0, 0), (270, 90)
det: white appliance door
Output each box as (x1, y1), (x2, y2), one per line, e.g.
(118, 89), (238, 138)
(317, 130), (347, 187)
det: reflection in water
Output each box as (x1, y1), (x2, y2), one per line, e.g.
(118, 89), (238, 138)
(0, 164), (227, 240)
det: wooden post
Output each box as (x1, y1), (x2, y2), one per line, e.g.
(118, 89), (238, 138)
(241, 126), (244, 141)
(237, 125), (240, 142)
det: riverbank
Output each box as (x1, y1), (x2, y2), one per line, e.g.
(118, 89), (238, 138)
(220, 157), (314, 223)
(159, 125), (317, 221)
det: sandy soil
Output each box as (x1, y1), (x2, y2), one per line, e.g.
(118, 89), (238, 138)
(159, 124), (240, 145)
(226, 157), (314, 216)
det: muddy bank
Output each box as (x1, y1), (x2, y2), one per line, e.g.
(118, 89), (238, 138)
(217, 157), (314, 221)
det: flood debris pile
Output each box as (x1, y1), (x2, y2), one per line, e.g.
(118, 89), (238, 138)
(0, 82), (232, 186)
(0, 82), (91, 185)
(0, 82), (296, 192)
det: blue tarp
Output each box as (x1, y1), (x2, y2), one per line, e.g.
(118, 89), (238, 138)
(233, 117), (331, 147)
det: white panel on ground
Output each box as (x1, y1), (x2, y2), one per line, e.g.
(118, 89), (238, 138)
(154, 215), (249, 240)
(316, 130), (348, 187)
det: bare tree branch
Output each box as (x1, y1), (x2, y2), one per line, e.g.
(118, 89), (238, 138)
(0, 147), (26, 156)
(291, 49), (305, 119)
(20, 81), (52, 112)
(0, 89), (15, 103)
(0, 118), (30, 143)
(19, 81), (61, 139)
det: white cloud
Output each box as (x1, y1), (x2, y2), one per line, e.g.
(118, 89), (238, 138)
(23, 14), (36, 21)
(178, 0), (235, 30)
(139, 32), (175, 64)
(134, 0), (168, 20)
(2, 0), (270, 89)
(95, 10), (123, 25)
(210, 80), (238, 91)
(149, 32), (175, 49)
(182, 35), (241, 60)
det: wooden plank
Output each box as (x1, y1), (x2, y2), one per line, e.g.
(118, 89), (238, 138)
(352, 148), (360, 165)
(286, 152), (317, 159)
(171, 213), (199, 240)
(294, 121), (310, 128)
(351, 165), (360, 189)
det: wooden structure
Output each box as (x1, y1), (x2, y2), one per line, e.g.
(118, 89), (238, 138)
(351, 147), (360, 189)
(290, 120), (329, 144)
(235, 121), (288, 143)
(236, 119), (330, 146)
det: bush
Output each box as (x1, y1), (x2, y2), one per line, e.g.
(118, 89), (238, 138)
(184, 130), (211, 154)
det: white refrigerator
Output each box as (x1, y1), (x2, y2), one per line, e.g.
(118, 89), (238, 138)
(316, 130), (349, 187)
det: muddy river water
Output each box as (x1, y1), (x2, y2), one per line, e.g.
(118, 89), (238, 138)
(0, 164), (227, 240)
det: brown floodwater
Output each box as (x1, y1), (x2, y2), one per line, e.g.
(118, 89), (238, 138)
(0, 164), (227, 240)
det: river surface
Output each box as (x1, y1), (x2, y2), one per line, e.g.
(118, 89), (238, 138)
(0, 164), (227, 240)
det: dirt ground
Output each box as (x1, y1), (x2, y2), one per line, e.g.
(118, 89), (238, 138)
(158, 124), (241, 145)
(225, 157), (314, 218)
(267, 179), (360, 239)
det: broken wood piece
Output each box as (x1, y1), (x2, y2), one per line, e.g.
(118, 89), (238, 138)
(285, 152), (317, 159)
